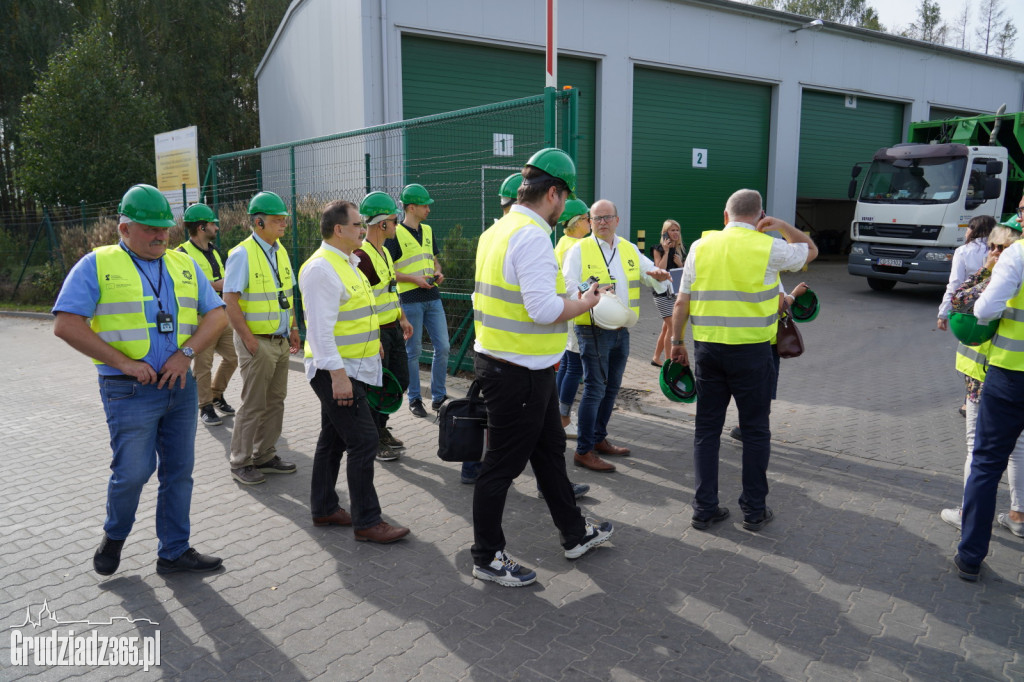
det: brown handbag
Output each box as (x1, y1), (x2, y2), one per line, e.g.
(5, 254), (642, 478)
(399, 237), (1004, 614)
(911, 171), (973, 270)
(776, 308), (804, 359)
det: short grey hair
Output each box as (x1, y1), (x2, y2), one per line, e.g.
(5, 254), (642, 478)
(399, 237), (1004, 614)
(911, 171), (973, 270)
(725, 189), (763, 223)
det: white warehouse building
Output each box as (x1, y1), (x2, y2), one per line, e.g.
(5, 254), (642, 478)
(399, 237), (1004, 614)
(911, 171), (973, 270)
(255, 0), (1024, 249)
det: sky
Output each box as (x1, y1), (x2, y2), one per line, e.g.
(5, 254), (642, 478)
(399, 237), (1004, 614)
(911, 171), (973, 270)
(872, 0), (1023, 61)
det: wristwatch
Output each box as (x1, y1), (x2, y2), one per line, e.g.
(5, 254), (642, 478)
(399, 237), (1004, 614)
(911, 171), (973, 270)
(671, 339), (685, 346)
(180, 346), (195, 359)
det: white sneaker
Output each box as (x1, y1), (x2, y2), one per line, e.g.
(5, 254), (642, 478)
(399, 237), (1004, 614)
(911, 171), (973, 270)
(940, 507), (962, 530)
(472, 551), (537, 587)
(564, 421), (578, 439)
(997, 513), (1024, 538)
(564, 520), (614, 559)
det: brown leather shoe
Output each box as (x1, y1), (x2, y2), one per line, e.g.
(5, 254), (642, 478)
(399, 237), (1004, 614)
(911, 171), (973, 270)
(595, 439), (631, 456)
(313, 508), (352, 527)
(574, 451), (616, 472)
(354, 521), (410, 544)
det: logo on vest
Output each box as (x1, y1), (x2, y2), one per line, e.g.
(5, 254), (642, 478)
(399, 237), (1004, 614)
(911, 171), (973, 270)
(627, 259), (635, 268)
(181, 270), (193, 281)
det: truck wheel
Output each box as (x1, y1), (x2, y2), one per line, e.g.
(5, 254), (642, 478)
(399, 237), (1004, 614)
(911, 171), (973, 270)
(867, 278), (897, 292)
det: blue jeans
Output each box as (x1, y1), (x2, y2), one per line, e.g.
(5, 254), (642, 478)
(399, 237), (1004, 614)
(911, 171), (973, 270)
(692, 341), (774, 522)
(555, 350), (583, 416)
(98, 373), (197, 560)
(958, 365), (1024, 567)
(403, 298), (450, 403)
(575, 326), (629, 455)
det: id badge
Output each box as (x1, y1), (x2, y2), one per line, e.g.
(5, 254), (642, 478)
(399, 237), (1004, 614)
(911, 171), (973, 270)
(156, 311), (174, 334)
(388, 278), (398, 294)
(607, 276), (617, 294)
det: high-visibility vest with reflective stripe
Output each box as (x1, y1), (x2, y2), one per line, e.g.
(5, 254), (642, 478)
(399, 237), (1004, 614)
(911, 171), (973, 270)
(554, 235), (580, 267)
(90, 245), (199, 363)
(300, 247), (381, 360)
(360, 241), (401, 325)
(691, 227), (779, 344)
(956, 340), (990, 382)
(573, 236), (641, 326)
(394, 223), (434, 294)
(178, 239), (224, 284)
(986, 248), (1024, 370)
(474, 212), (567, 356)
(229, 236), (293, 334)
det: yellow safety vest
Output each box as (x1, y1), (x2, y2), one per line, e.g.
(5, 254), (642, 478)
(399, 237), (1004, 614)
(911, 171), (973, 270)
(394, 223), (435, 294)
(474, 212), (567, 356)
(573, 236), (641, 326)
(300, 247), (381, 360)
(986, 243), (1024, 371)
(554, 234), (581, 267)
(360, 241), (401, 325)
(691, 227), (779, 344)
(229, 235), (293, 334)
(955, 341), (990, 382)
(178, 239), (224, 284)
(91, 245), (199, 363)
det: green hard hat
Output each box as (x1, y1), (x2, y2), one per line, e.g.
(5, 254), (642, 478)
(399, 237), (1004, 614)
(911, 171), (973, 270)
(183, 203), (219, 224)
(400, 183), (434, 206)
(360, 191), (398, 218)
(660, 360), (697, 403)
(118, 184), (175, 228)
(524, 147), (577, 199)
(559, 198), (589, 224)
(949, 312), (999, 346)
(790, 288), (820, 323)
(248, 191), (290, 216)
(499, 173), (523, 206)
(366, 369), (404, 414)
(999, 215), (1022, 233)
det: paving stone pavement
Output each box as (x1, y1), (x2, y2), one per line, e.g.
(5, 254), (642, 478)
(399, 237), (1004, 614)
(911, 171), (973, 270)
(2, 261), (1022, 681)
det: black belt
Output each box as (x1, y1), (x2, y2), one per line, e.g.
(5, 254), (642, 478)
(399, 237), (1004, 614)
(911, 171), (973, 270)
(102, 374), (136, 381)
(254, 333), (288, 340)
(380, 321), (399, 330)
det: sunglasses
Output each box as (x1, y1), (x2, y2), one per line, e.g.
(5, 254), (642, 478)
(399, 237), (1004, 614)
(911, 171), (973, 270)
(990, 243), (1012, 252)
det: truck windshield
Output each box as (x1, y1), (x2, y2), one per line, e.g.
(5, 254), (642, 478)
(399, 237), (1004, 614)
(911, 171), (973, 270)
(858, 156), (967, 204)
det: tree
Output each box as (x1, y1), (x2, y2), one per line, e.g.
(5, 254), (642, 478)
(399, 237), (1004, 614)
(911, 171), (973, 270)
(17, 22), (168, 204)
(995, 21), (1018, 58)
(974, 0), (1006, 54)
(951, 0), (971, 49)
(749, 0), (884, 30)
(905, 0), (947, 44)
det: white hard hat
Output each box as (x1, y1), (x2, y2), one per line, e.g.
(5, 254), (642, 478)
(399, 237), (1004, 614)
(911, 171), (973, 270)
(592, 292), (632, 330)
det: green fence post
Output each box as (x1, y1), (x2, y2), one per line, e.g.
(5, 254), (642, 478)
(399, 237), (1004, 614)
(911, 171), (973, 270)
(567, 87), (579, 162)
(290, 145), (304, 332)
(365, 153), (372, 194)
(181, 183), (187, 211)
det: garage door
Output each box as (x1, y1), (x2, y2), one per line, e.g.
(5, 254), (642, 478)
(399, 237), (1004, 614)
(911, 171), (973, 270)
(631, 67), (771, 249)
(798, 91), (904, 199)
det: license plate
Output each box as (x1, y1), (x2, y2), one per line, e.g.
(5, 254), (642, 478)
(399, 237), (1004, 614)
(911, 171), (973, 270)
(877, 258), (903, 267)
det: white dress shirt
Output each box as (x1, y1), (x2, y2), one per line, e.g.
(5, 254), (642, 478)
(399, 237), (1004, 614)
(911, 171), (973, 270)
(472, 204), (567, 370)
(939, 239), (987, 320)
(975, 241), (1024, 323)
(299, 242), (383, 385)
(678, 222), (809, 293)
(562, 234), (670, 307)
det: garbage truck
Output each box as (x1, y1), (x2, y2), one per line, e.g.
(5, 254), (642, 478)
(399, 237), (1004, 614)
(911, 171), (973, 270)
(847, 107), (1024, 291)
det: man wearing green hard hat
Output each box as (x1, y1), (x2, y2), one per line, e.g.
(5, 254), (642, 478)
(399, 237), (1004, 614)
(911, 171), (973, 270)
(52, 184), (227, 575)
(223, 191), (301, 486)
(354, 191), (413, 462)
(386, 183), (451, 421)
(178, 203), (238, 427)
(498, 172), (523, 215)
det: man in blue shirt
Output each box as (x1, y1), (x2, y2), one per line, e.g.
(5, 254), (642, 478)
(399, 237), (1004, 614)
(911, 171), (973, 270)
(52, 184), (227, 575)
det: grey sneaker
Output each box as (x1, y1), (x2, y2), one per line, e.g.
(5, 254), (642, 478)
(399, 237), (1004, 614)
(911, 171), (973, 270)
(379, 427), (404, 448)
(200, 405), (222, 426)
(997, 513), (1024, 538)
(472, 551), (537, 587)
(376, 442), (400, 462)
(257, 456), (296, 474)
(232, 465), (265, 485)
(564, 520), (614, 559)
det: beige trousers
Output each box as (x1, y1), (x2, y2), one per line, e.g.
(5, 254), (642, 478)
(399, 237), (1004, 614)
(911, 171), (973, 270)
(194, 323), (237, 407)
(229, 334), (291, 468)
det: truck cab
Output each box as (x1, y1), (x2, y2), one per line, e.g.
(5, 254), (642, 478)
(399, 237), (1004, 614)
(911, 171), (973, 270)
(847, 111), (1023, 291)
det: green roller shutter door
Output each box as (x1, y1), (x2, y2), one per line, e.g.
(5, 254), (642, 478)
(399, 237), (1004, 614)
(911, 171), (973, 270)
(798, 91), (904, 199)
(631, 68), (771, 249)
(401, 35), (596, 237)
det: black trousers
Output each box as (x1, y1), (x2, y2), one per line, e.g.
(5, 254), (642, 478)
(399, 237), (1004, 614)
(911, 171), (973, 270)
(470, 355), (587, 566)
(309, 371), (382, 530)
(692, 340), (774, 522)
(374, 324), (410, 431)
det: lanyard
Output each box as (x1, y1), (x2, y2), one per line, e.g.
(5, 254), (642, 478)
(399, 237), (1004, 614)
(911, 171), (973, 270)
(121, 243), (166, 312)
(595, 235), (617, 275)
(191, 239), (221, 279)
(257, 240), (282, 287)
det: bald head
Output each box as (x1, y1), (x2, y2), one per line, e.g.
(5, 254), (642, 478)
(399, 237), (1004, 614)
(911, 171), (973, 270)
(590, 199), (619, 244)
(725, 189), (763, 224)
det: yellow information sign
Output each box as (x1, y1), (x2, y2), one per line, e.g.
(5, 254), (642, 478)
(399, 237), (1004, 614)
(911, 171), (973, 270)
(154, 126), (199, 217)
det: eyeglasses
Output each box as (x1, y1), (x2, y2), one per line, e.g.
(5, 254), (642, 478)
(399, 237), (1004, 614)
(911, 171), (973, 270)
(1016, 207), (1024, 216)
(592, 215), (618, 224)
(990, 243), (1011, 252)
